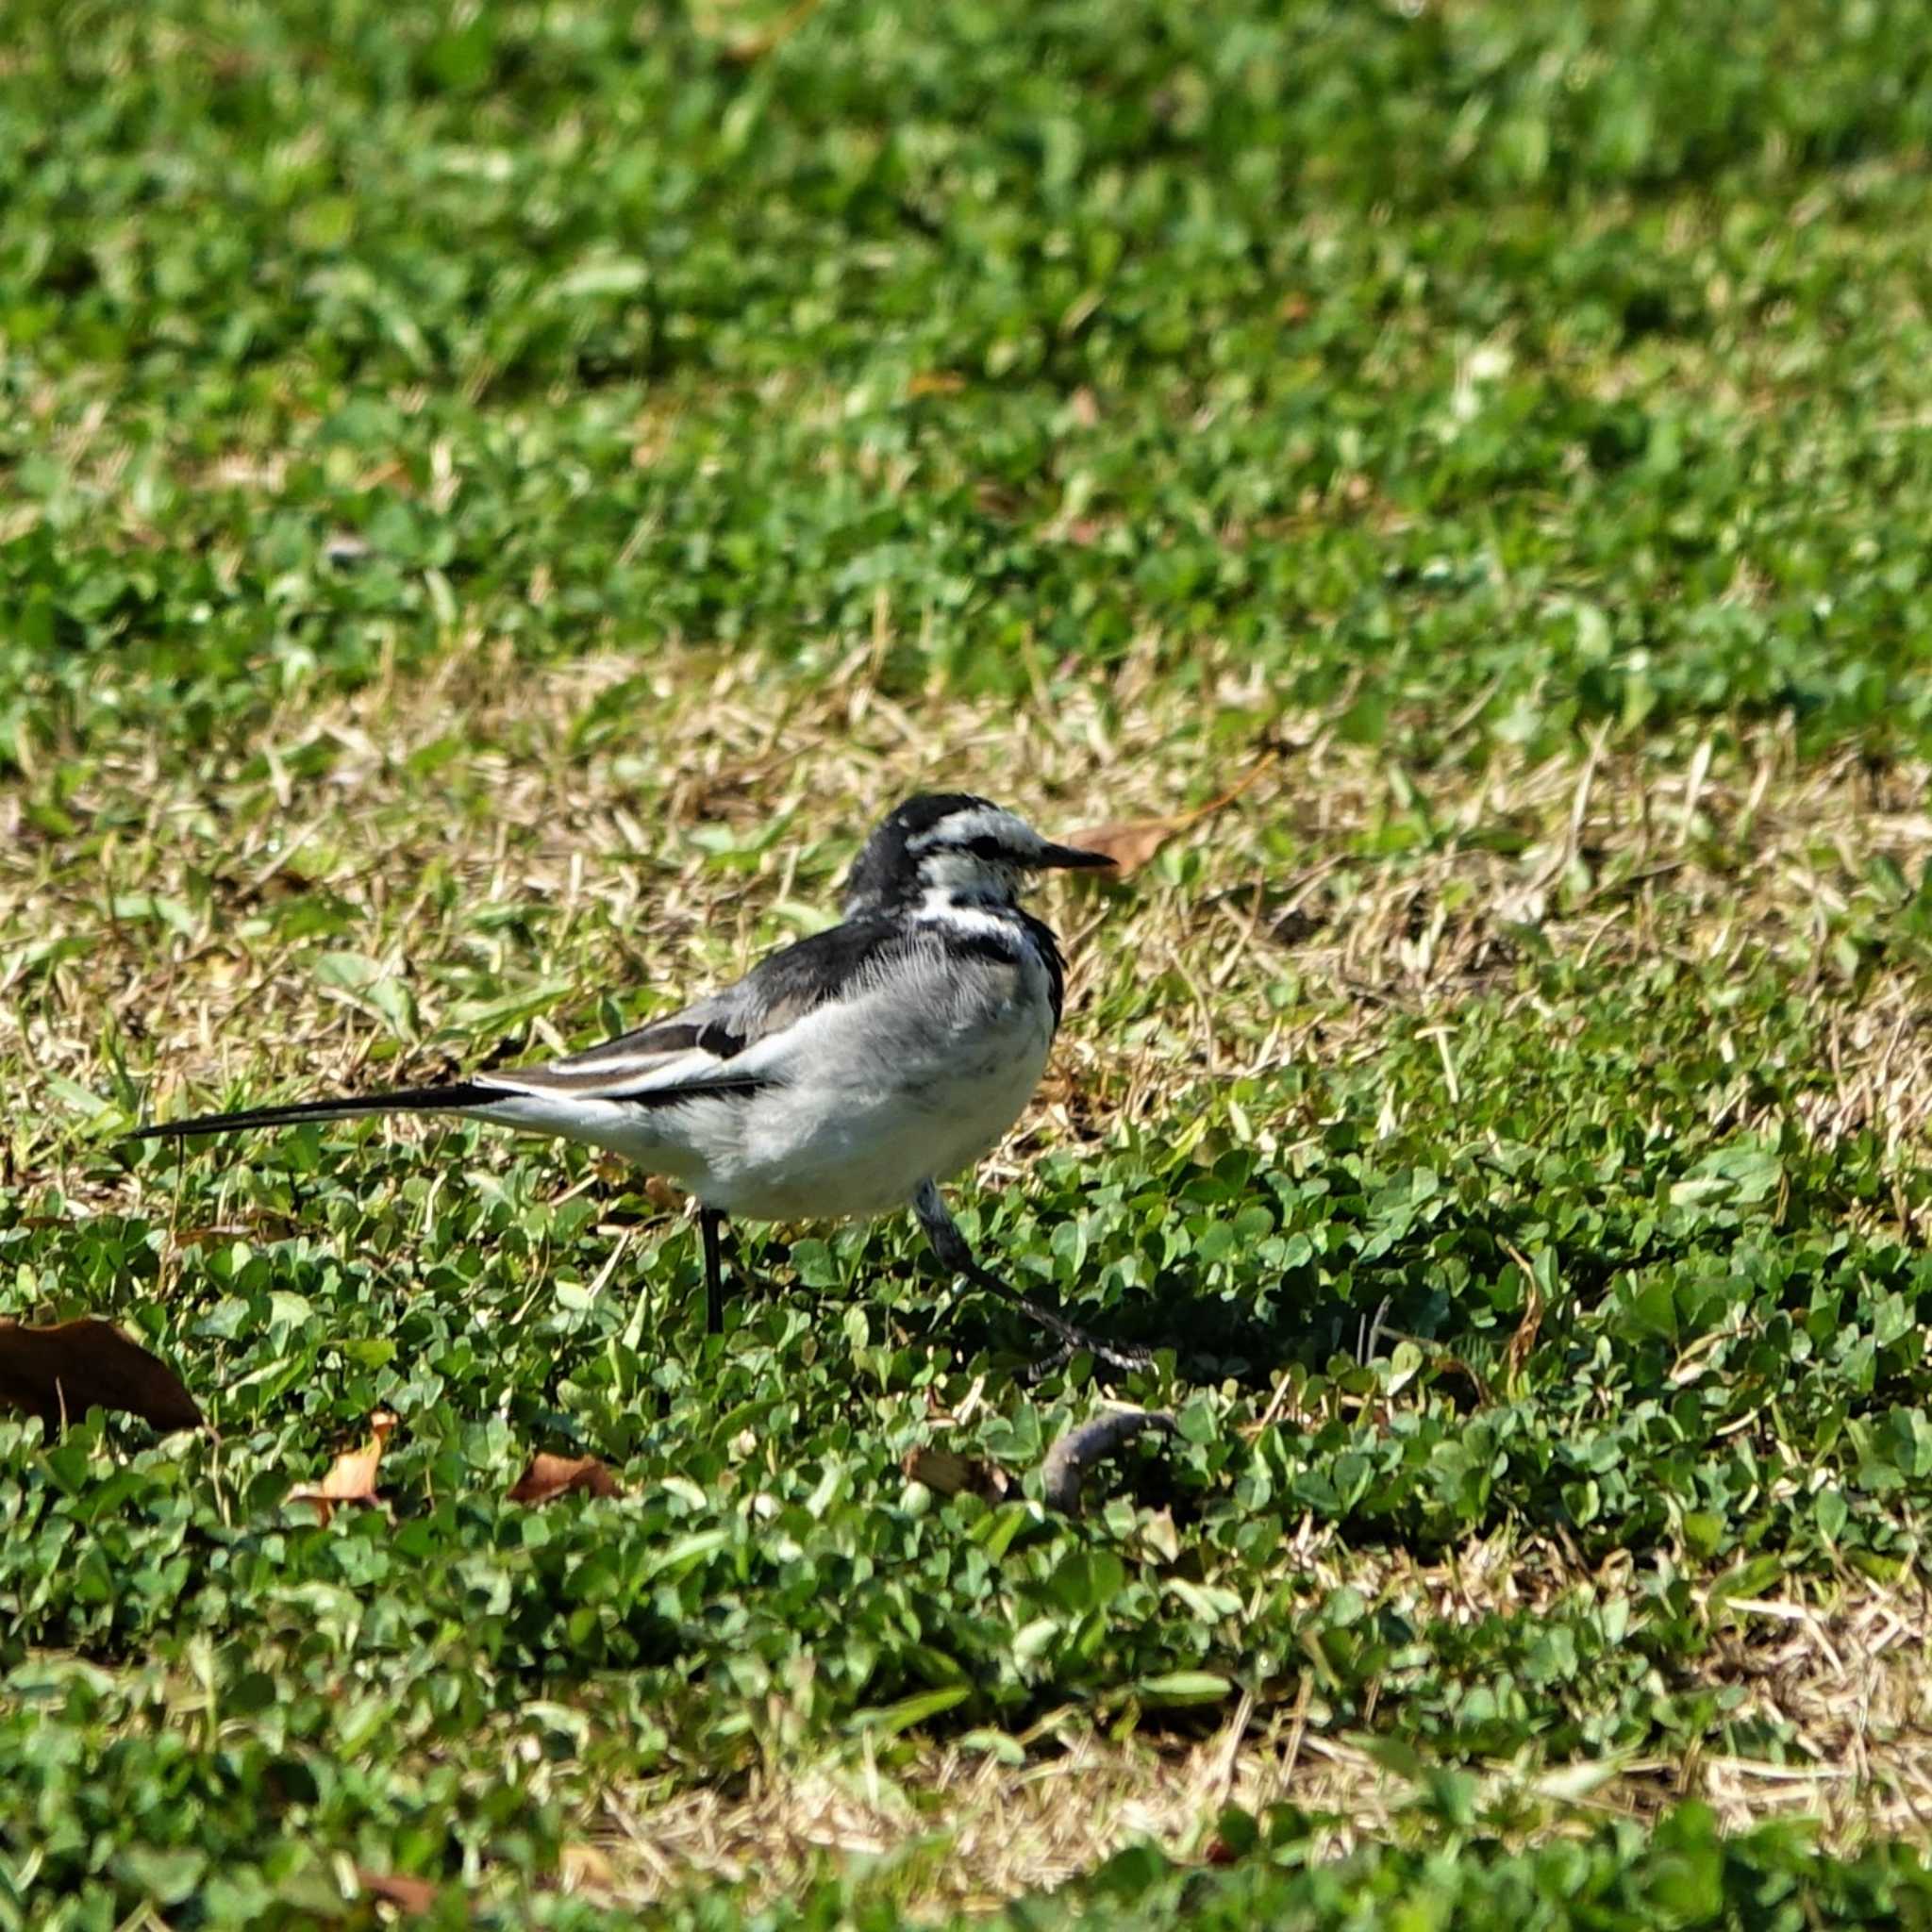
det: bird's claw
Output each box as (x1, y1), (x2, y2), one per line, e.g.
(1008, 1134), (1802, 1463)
(1008, 1291), (1155, 1376)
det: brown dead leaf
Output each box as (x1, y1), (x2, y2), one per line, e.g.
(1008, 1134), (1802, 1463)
(169, 1218), (298, 1250)
(718, 0), (822, 62)
(353, 458), (410, 494)
(974, 479), (1024, 520)
(507, 1452), (621, 1504)
(908, 370), (966, 398)
(902, 1444), (1008, 1503)
(0, 1317), (204, 1435)
(1068, 817), (1176, 872)
(353, 1868), (443, 1915)
(289, 1412), (396, 1524)
(168, 1224), (256, 1249)
(1069, 751), (1275, 875)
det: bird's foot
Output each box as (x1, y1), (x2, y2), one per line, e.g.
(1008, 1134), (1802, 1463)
(911, 1180), (1154, 1375)
(1002, 1288), (1156, 1376)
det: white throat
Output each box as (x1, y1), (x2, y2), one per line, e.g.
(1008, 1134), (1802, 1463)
(916, 848), (1023, 907)
(917, 883), (1024, 940)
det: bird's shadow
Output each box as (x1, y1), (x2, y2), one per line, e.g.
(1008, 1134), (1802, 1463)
(918, 1213), (1588, 1395)
(850, 1251), (1416, 1392)
(585, 1196), (1566, 1400)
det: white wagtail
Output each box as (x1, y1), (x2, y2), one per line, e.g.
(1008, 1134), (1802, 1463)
(131, 794), (1148, 1367)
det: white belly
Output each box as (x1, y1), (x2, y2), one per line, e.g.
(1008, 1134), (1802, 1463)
(469, 924), (1060, 1224)
(713, 1017), (1053, 1219)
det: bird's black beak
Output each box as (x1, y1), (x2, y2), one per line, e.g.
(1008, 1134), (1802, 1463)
(1033, 841), (1117, 870)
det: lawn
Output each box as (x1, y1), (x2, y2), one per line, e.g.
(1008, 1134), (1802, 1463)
(6, 0), (1932, 1924)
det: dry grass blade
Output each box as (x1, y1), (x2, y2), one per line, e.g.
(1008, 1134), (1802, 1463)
(1500, 1242), (1547, 1391)
(290, 1411), (397, 1524)
(507, 1452), (622, 1504)
(1069, 750), (1274, 874)
(575, 1564), (1932, 1910)
(558, 1843), (617, 1894)
(0, 1317), (204, 1435)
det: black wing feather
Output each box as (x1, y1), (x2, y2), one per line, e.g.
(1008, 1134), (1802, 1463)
(129, 1081), (498, 1139)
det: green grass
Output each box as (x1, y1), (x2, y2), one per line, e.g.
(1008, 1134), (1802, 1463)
(7, 1), (1932, 1925)
(658, 1813), (1932, 1930)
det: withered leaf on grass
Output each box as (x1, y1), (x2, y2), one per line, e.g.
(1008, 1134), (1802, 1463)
(1070, 754), (1274, 876)
(0, 1317), (203, 1435)
(352, 1868), (444, 1915)
(1067, 817), (1178, 873)
(901, 1443), (1008, 1503)
(716, 0), (822, 64)
(289, 1412), (396, 1524)
(507, 1453), (621, 1504)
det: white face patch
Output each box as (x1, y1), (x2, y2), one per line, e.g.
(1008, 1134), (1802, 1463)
(905, 804), (1042, 862)
(917, 850), (1024, 908)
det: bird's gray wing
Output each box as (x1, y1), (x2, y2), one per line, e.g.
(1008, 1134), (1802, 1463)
(129, 918), (1025, 1135)
(478, 917), (919, 1105)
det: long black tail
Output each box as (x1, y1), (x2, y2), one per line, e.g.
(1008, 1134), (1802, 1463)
(128, 1081), (498, 1140)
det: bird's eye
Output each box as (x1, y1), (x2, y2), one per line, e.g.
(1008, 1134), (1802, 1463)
(966, 834), (1008, 860)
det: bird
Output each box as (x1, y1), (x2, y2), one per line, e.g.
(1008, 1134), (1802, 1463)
(128, 793), (1148, 1368)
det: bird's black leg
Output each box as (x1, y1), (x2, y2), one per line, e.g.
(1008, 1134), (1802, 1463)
(700, 1207), (726, 1336)
(910, 1180), (1152, 1373)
